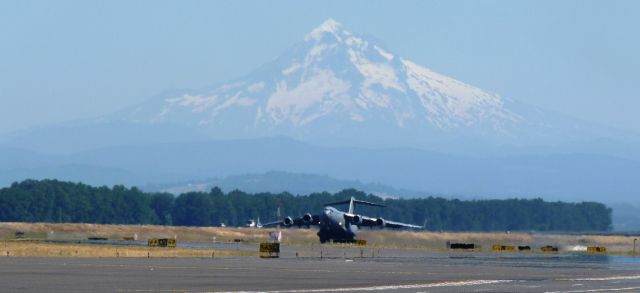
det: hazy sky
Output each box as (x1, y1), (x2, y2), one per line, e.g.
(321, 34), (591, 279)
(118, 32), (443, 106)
(1, 0), (639, 134)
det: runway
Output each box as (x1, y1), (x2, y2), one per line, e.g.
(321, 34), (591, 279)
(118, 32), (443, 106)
(1, 247), (639, 292)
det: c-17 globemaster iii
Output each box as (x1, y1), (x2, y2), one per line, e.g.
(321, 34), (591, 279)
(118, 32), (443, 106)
(263, 197), (422, 243)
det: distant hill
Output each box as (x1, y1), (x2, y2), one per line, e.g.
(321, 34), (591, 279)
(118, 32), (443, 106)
(2, 137), (640, 204)
(145, 171), (427, 198)
(609, 203), (640, 231)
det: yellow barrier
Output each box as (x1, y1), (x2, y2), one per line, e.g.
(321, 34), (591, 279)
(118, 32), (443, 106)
(148, 238), (176, 248)
(587, 246), (607, 253)
(260, 243), (280, 253)
(492, 245), (516, 251)
(355, 240), (367, 246)
(449, 243), (477, 250)
(259, 242), (280, 258)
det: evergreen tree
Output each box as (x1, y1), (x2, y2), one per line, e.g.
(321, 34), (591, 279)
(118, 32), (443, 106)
(0, 179), (612, 231)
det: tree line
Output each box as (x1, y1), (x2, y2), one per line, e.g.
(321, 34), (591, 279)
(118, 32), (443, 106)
(0, 179), (612, 231)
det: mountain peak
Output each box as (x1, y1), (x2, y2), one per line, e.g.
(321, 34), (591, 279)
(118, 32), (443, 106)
(113, 19), (599, 147)
(305, 18), (346, 42)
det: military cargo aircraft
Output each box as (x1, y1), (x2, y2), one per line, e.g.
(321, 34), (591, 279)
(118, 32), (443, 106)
(263, 197), (422, 243)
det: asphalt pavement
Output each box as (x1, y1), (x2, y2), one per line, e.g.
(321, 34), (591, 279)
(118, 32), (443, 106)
(1, 246), (639, 292)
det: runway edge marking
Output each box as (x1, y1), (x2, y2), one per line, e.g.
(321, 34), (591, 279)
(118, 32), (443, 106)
(559, 275), (640, 281)
(544, 286), (640, 293)
(215, 279), (512, 293)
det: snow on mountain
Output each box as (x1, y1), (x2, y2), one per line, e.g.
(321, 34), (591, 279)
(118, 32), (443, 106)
(113, 19), (620, 147)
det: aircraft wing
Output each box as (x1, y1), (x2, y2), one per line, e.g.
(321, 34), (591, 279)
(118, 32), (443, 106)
(382, 219), (423, 230)
(262, 214), (321, 228)
(347, 214), (422, 230)
(261, 220), (284, 227)
(353, 215), (380, 227)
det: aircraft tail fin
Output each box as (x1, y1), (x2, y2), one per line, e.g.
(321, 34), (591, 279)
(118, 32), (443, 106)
(324, 197), (385, 214)
(352, 199), (386, 207)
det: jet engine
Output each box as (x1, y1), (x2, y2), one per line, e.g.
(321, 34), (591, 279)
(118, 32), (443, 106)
(302, 213), (313, 224)
(376, 218), (386, 227)
(283, 216), (293, 226)
(352, 215), (363, 224)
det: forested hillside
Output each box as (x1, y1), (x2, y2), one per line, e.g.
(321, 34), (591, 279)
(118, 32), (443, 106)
(0, 180), (612, 231)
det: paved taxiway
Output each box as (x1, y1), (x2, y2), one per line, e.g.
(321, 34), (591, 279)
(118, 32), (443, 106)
(1, 247), (639, 292)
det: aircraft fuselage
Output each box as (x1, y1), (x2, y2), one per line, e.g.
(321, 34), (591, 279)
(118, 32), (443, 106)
(317, 207), (359, 243)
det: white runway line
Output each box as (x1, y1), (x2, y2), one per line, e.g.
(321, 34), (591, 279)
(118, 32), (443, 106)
(544, 287), (640, 293)
(561, 275), (640, 281)
(217, 279), (512, 293)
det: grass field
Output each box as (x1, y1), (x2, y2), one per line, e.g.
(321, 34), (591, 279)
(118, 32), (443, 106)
(0, 222), (637, 257)
(0, 241), (252, 258)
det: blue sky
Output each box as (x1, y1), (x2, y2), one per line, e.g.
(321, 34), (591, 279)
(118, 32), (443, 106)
(1, 0), (639, 134)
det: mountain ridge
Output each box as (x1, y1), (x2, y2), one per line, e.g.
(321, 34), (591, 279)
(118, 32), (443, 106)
(145, 170), (427, 199)
(2, 137), (639, 203)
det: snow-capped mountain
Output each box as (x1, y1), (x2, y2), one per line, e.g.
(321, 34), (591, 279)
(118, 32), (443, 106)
(7, 19), (630, 155)
(118, 19), (582, 147)
(3, 19), (640, 210)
